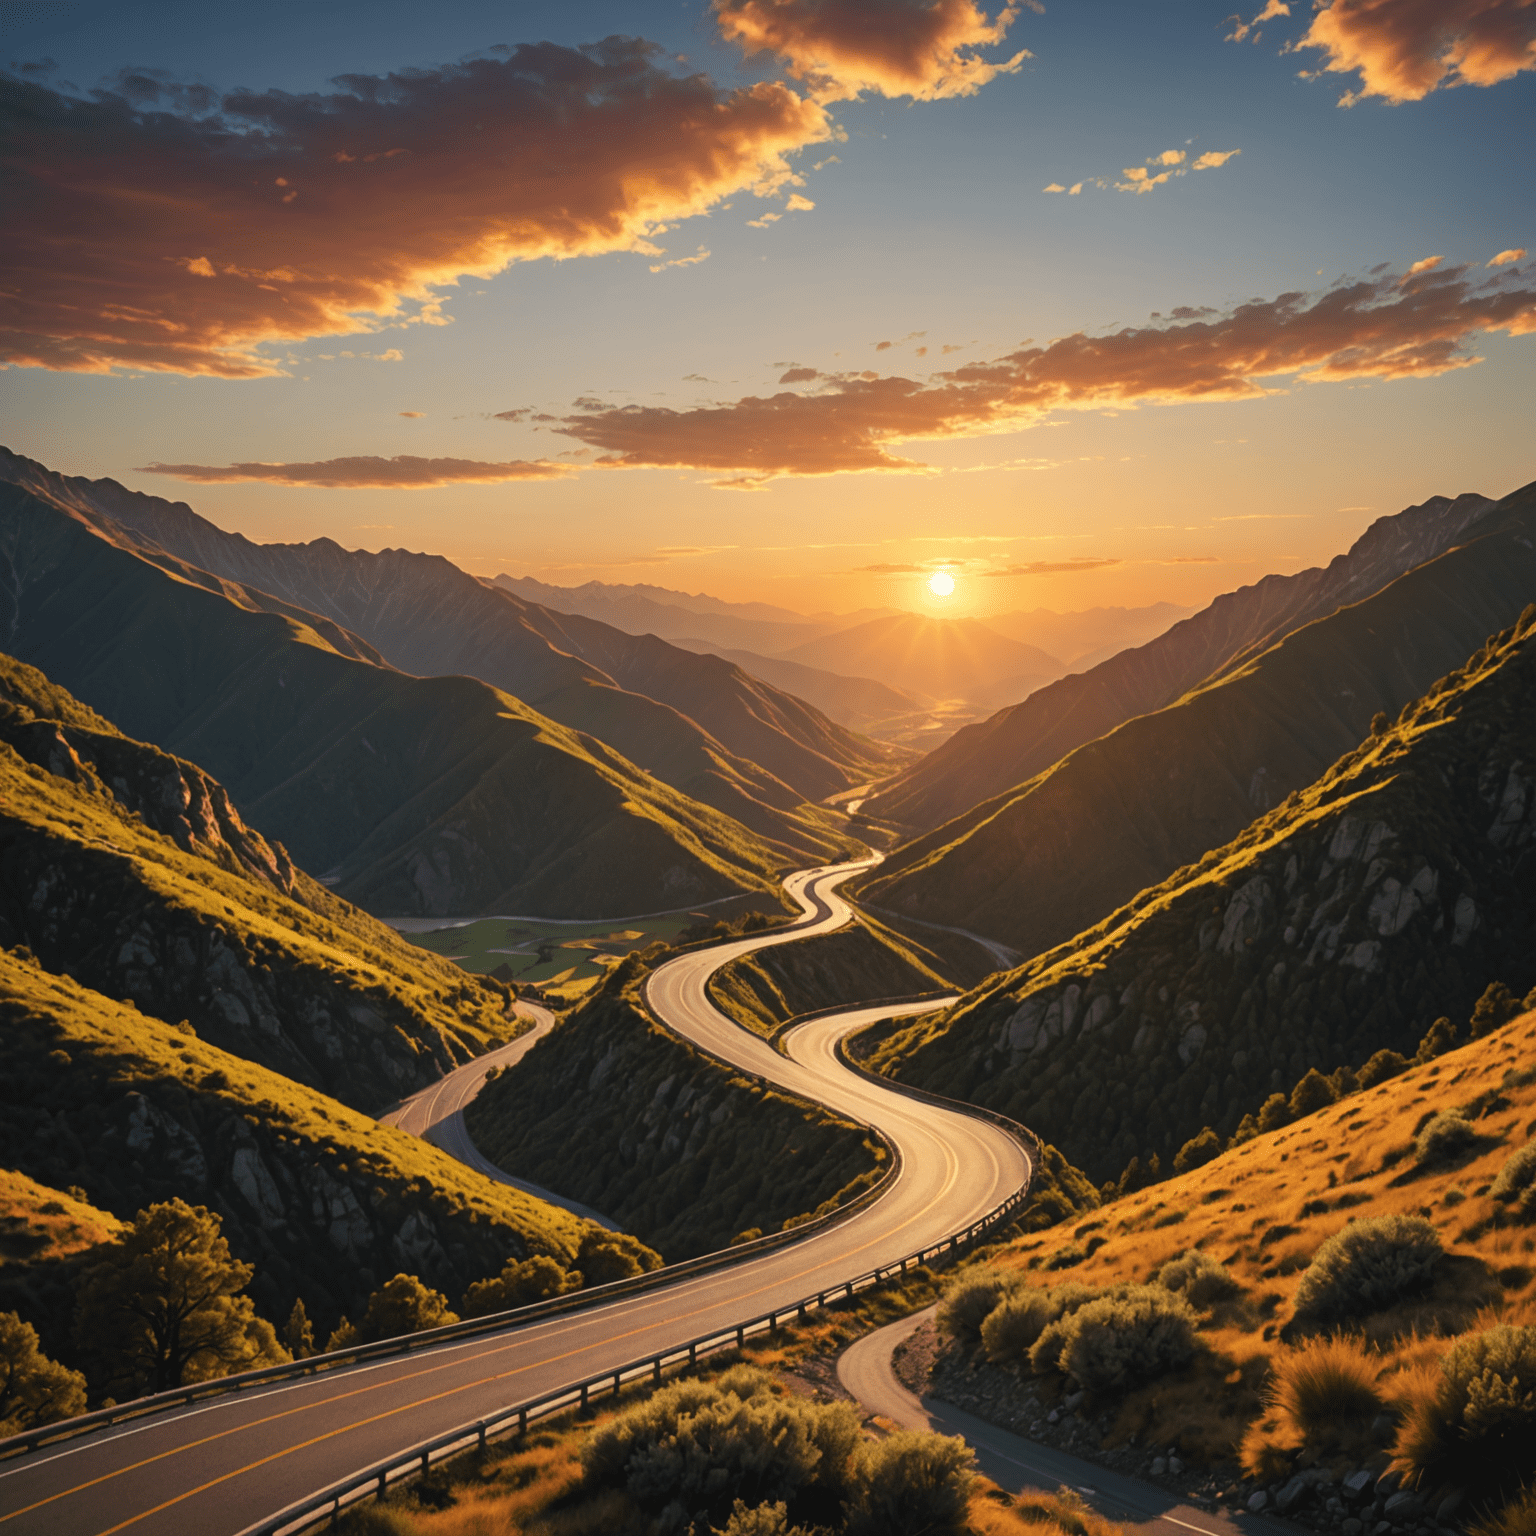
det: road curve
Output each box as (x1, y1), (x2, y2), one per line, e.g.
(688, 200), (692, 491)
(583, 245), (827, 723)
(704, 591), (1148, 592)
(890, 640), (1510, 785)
(380, 1004), (619, 1229)
(0, 861), (1029, 1536)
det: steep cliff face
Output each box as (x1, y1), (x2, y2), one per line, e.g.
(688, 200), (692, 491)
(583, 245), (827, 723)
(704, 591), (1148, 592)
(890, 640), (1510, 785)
(0, 952), (593, 1333)
(865, 490), (1496, 831)
(466, 969), (885, 1260)
(858, 480), (1536, 957)
(869, 607), (1536, 1183)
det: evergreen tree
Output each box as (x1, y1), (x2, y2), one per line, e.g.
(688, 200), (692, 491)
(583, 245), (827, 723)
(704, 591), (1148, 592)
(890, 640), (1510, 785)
(283, 1299), (315, 1361)
(0, 1311), (86, 1433)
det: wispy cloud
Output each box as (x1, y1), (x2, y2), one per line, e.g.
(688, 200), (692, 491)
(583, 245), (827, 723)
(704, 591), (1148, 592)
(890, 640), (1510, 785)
(649, 246), (712, 274)
(983, 558), (1123, 576)
(398, 411), (425, 418)
(1050, 145), (1240, 196)
(1226, 1), (1291, 44)
(138, 455), (574, 488)
(1489, 247), (1529, 266)
(557, 258), (1536, 480)
(1297, 0), (1536, 105)
(713, 0), (1032, 102)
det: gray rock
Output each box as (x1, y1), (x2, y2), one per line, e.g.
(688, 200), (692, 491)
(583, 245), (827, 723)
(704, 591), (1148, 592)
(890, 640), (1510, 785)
(1065, 1390), (1085, 1410)
(1249, 1492), (1270, 1513)
(1343, 1522), (1363, 1535)
(1278, 1477), (1312, 1514)
(1434, 1491), (1465, 1521)
(1375, 1524), (1394, 1536)
(1169, 1457), (1185, 1476)
(1377, 1471), (1404, 1498)
(1384, 1492), (1424, 1522)
(1047, 1408), (1061, 1424)
(1344, 1471), (1377, 1501)
(1152, 1459), (1168, 1477)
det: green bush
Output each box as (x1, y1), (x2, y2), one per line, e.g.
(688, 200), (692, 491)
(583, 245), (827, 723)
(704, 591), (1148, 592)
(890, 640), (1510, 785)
(1396, 1324), (1536, 1502)
(1489, 1141), (1536, 1219)
(1292, 1215), (1442, 1324)
(842, 1430), (974, 1536)
(1415, 1110), (1479, 1167)
(1154, 1250), (1242, 1309)
(979, 1283), (1100, 1364)
(937, 1272), (1016, 1341)
(1031, 1285), (1199, 1395)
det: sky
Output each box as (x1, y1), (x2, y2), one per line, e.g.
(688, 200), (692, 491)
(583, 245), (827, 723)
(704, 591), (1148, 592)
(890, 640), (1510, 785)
(2, 0), (1533, 620)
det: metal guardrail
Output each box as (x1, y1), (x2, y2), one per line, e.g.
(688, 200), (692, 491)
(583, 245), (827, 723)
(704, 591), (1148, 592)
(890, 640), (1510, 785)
(234, 1181), (1034, 1536)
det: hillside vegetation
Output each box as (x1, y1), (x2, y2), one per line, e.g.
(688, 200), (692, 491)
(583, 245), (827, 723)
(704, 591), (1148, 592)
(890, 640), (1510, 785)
(916, 1008), (1536, 1531)
(0, 482), (808, 916)
(0, 653), (523, 1110)
(0, 947), (598, 1340)
(859, 480), (1536, 959)
(1, 447), (894, 864)
(866, 491), (1494, 831)
(466, 963), (887, 1259)
(868, 606), (1536, 1185)
(707, 914), (958, 1036)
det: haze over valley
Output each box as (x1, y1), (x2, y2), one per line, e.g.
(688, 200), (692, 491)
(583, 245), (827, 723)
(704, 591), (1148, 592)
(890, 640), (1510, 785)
(1, 4), (1534, 1536)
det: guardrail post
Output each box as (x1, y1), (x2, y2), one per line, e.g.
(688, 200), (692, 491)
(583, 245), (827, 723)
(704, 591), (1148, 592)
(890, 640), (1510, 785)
(518, 1408), (527, 1436)
(736, 1325), (745, 1346)
(845, 1282), (854, 1299)
(478, 1424), (487, 1451)
(653, 1357), (662, 1383)
(797, 1302), (806, 1321)
(688, 1343), (697, 1364)
(612, 1372), (621, 1399)
(579, 1383), (589, 1409)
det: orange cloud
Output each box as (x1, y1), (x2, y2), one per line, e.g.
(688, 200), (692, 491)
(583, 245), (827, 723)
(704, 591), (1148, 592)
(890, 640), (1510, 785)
(713, 0), (1031, 101)
(1, 42), (832, 377)
(137, 455), (574, 488)
(1489, 247), (1529, 266)
(984, 558), (1123, 576)
(1227, 1), (1291, 44)
(1298, 0), (1536, 104)
(1193, 148), (1241, 169)
(559, 260), (1536, 478)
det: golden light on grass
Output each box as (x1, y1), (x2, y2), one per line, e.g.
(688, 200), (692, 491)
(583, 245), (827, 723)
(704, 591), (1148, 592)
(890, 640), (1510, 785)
(928, 569), (956, 596)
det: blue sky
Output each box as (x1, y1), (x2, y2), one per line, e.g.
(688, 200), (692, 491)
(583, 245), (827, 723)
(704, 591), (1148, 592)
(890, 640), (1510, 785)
(2, 0), (1532, 617)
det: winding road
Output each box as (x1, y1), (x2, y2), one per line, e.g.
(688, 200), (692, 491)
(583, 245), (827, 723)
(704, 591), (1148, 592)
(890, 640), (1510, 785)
(0, 859), (1030, 1536)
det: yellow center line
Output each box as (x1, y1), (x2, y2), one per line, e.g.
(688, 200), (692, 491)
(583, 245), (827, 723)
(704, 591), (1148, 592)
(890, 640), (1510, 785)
(3, 1125), (969, 1533)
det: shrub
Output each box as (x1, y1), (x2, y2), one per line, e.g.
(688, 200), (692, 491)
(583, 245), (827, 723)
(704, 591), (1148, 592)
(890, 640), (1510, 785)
(1292, 1216), (1442, 1325)
(1395, 1324), (1536, 1502)
(462, 1255), (579, 1318)
(1414, 1017), (1459, 1064)
(938, 1273), (1017, 1341)
(1490, 1141), (1536, 1219)
(1173, 1127), (1222, 1175)
(1154, 1251), (1242, 1310)
(1270, 1334), (1384, 1439)
(1031, 1286), (1199, 1395)
(712, 1500), (815, 1536)
(1257, 1094), (1292, 1134)
(1415, 1109), (1479, 1167)
(1358, 1050), (1410, 1090)
(352, 1274), (458, 1343)
(842, 1430), (975, 1536)
(0, 1311), (86, 1434)
(1290, 1070), (1338, 1120)
(980, 1284), (1101, 1364)
(576, 1230), (662, 1287)
(1471, 982), (1522, 1038)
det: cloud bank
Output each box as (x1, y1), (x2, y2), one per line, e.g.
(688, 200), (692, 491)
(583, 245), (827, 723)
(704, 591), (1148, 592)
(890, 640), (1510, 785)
(713, 0), (1031, 100)
(1298, 0), (1536, 103)
(558, 259), (1536, 478)
(138, 455), (573, 488)
(1, 40), (831, 376)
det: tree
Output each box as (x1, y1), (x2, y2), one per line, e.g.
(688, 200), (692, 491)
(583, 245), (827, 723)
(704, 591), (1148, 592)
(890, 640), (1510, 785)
(1173, 1127), (1222, 1175)
(352, 1274), (458, 1344)
(0, 1311), (86, 1433)
(1256, 1093), (1291, 1134)
(1414, 1016), (1458, 1064)
(1471, 982), (1520, 1038)
(73, 1199), (288, 1395)
(283, 1299), (315, 1360)
(1289, 1068), (1338, 1120)
(576, 1229), (663, 1287)
(461, 1255), (577, 1319)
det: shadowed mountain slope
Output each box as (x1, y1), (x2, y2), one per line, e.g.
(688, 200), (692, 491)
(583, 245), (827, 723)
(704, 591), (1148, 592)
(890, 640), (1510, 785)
(0, 483), (793, 916)
(856, 480), (1535, 956)
(0, 450), (894, 866)
(865, 601), (1536, 1183)
(981, 602), (1192, 671)
(780, 613), (1064, 709)
(865, 491), (1495, 829)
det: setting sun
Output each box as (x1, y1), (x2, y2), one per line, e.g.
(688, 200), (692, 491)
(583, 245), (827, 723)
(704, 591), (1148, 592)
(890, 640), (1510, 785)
(928, 570), (955, 597)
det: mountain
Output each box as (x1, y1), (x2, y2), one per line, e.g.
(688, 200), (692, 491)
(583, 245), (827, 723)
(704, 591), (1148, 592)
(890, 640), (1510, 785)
(979, 603), (1192, 671)
(0, 649), (528, 1109)
(0, 482), (802, 916)
(778, 614), (1065, 710)
(856, 479), (1536, 957)
(0, 449), (898, 864)
(864, 491), (1496, 829)
(864, 596), (1536, 1182)
(492, 573), (894, 656)
(667, 638), (922, 734)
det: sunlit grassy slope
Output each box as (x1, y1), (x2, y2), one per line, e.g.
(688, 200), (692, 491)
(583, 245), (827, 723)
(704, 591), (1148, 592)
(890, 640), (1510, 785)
(949, 1009), (1536, 1469)
(0, 482), (804, 917)
(0, 652), (526, 1110)
(859, 480), (1536, 959)
(0, 948), (594, 1334)
(867, 604), (1536, 1183)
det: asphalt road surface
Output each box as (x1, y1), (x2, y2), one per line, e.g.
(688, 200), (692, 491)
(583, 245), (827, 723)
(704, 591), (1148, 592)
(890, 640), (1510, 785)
(0, 860), (1029, 1536)
(839, 1308), (1282, 1536)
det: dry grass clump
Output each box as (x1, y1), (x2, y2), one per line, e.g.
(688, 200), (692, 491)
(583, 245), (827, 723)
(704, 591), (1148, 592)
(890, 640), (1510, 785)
(1393, 1323), (1536, 1504)
(1291, 1215), (1442, 1327)
(1240, 1334), (1388, 1477)
(1468, 1489), (1536, 1536)
(1491, 1142), (1536, 1219)
(1003, 1484), (1127, 1536)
